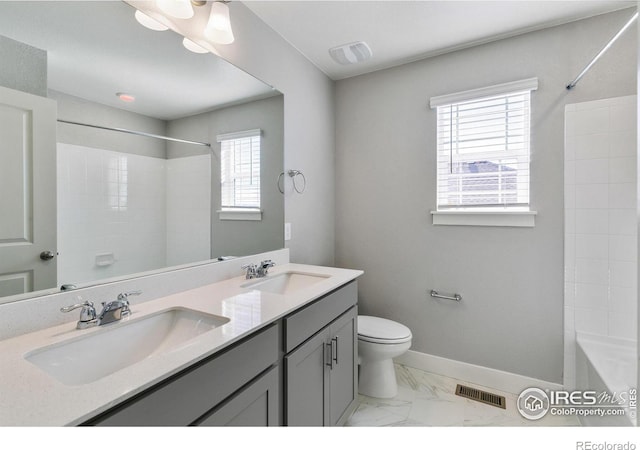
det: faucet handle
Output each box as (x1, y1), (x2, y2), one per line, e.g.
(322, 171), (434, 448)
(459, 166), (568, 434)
(61, 301), (97, 328)
(117, 290), (142, 301)
(61, 300), (95, 317)
(258, 260), (275, 276)
(112, 291), (139, 317)
(260, 260), (275, 268)
(241, 263), (258, 279)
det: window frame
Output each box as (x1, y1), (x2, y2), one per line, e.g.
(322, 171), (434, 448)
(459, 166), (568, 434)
(429, 78), (538, 227)
(216, 128), (263, 221)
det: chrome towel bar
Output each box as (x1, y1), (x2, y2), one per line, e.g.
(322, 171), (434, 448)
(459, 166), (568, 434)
(430, 290), (462, 302)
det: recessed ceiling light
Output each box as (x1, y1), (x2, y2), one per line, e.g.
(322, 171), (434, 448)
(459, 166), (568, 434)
(116, 92), (136, 103)
(134, 10), (169, 31)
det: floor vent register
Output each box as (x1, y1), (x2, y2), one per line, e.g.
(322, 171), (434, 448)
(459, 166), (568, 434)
(455, 384), (506, 409)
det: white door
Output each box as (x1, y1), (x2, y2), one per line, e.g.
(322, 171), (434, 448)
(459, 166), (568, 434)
(0, 85), (57, 298)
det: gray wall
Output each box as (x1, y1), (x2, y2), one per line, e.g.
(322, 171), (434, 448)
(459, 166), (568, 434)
(167, 95), (285, 258)
(334, 9), (637, 383)
(7, 2), (335, 266)
(170, 2), (336, 266)
(0, 35), (46, 97)
(51, 90), (167, 158)
(0, 37), (167, 159)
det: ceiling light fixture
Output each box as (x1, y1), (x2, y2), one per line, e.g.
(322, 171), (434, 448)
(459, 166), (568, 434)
(134, 10), (169, 31)
(182, 37), (209, 53)
(133, 1), (235, 49)
(204, 1), (234, 44)
(156, 0), (194, 20)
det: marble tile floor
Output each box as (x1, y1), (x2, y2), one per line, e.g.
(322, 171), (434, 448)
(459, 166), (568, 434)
(345, 364), (580, 427)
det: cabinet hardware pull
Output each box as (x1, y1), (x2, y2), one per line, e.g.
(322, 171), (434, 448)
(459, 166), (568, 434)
(325, 342), (334, 369)
(332, 336), (339, 365)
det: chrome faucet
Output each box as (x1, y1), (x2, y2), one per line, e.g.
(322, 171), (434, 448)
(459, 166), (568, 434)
(62, 290), (141, 329)
(257, 260), (275, 277)
(242, 263), (259, 279)
(242, 260), (275, 279)
(60, 301), (97, 329)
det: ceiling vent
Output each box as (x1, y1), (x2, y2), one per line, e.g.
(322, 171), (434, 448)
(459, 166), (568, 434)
(329, 41), (372, 65)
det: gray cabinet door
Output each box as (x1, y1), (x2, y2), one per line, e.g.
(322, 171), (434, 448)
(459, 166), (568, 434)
(328, 306), (358, 426)
(197, 366), (281, 426)
(284, 328), (330, 426)
(285, 306), (359, 427)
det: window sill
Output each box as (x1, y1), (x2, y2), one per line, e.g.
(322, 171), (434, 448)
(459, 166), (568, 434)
(218, 209), (262, 221)
(431, 210), (537, 227)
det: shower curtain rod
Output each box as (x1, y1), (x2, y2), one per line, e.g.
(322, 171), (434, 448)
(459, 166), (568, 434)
(57, 119), (212, 147)
(566, 10), (638, 90)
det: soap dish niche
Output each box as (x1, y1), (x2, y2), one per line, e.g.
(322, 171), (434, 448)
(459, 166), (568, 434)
(95, 252), (116, 267)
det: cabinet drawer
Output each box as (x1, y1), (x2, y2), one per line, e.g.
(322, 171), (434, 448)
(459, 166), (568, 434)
(284, 281), (357, 353)
(89, 323), (281, 426)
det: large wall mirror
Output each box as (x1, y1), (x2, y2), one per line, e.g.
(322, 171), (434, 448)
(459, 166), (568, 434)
(0, 1), (284, 305)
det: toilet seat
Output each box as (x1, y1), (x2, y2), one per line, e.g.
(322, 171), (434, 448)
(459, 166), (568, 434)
(359, 334), (412, 345)
(357, 315), (412, 345)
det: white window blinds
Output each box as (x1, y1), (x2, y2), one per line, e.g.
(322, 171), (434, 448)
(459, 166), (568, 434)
(217, 129), (261, 210)
(431, 79), (537, 210)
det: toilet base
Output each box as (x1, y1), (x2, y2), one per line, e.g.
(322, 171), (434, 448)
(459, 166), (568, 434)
(358, 358), (398, 398)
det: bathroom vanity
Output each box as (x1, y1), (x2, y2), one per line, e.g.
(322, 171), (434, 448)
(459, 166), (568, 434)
(0, 262), (362, 426)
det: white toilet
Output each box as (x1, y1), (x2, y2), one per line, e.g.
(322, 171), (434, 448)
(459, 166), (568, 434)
(357, 315), (412, 398)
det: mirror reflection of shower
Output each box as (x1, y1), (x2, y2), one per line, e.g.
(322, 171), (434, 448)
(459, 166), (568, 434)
(0, 1), (284, 301)
(57, 140), (211, 286)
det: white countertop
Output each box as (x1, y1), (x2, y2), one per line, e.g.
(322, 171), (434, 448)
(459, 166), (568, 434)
(0, 263), (362, 426)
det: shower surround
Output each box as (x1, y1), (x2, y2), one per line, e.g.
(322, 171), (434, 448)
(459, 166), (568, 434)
(563, 95), (637, 410)
(57, 143), (211, 287)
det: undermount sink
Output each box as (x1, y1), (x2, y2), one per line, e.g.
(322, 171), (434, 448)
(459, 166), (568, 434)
(25, 308), (229, 386)
(242, 271), (329, 295)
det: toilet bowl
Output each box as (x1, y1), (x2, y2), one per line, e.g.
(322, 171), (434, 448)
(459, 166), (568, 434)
(357, 315), (412, 398)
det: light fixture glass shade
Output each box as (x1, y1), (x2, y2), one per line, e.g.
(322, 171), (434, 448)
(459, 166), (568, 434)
(182, 37), (208, 54)
(156, 0), (194, 20)
(204, 2), (234, 44)
(134, 10), (169, 31)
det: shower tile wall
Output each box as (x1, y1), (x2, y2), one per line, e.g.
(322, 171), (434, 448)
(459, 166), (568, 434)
(57, 144), (210, 287)
(564, 95), (637, 388)
(57, 143), (167, 286)
(166, 154), (211, 266)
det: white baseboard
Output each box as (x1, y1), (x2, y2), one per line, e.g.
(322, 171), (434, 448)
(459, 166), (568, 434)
(394, 350), (563, 395)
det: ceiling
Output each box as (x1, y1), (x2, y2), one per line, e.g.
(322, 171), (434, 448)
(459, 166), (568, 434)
(0, 1), (634, 116)
(0, 1), (275, 120)
(243, 0), (637, 80)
